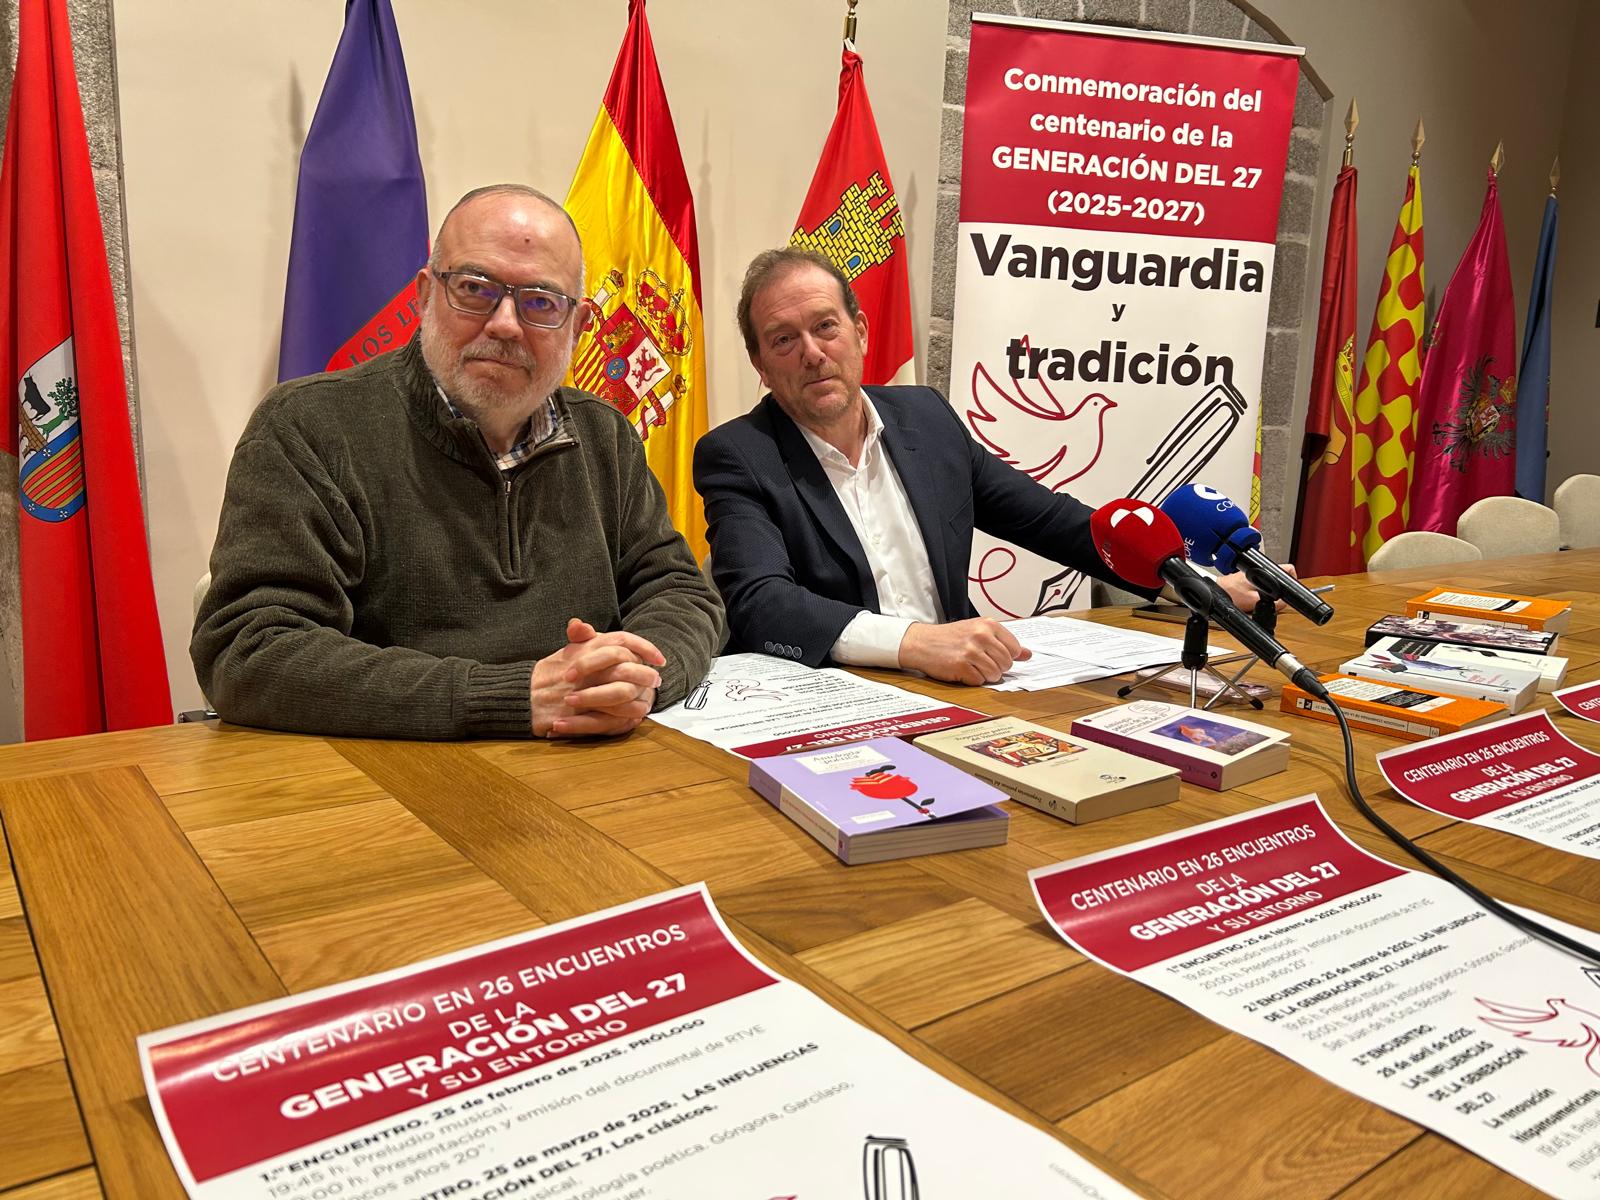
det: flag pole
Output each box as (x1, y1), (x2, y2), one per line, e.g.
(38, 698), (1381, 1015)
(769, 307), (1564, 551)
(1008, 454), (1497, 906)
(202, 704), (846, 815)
(1411, 119), (1425, 165)
(1550, 156), (1561, 196)
(1342, 99), (1358, 168)
(1490, 141), (1505, 178)
(843, 0), (858, 45)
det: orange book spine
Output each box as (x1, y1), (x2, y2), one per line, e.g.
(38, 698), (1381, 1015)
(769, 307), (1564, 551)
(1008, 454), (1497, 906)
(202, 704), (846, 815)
(1403, 589), (1567, 631)
(1279, 676), (1503, 743)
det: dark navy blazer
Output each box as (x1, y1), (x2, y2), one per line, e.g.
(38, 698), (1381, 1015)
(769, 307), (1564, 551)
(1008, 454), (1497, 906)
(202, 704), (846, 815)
(692, 385), (1149, 666)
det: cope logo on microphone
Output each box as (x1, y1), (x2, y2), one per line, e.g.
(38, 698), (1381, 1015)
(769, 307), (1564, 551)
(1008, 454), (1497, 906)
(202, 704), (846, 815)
(1194, 483), (1234, 512)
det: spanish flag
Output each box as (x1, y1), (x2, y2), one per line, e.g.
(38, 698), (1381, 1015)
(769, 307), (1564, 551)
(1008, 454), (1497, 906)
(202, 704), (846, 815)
(566, 0), (708, 560)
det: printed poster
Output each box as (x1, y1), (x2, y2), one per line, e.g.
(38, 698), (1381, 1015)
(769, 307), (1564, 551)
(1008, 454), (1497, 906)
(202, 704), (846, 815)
(950, 16), (1300, 617)
(1555, 679), (1600, 723)
(1377, 710), (1600, 860)
(650, 652), (987, 757)
(1031, 796), (1600, 1199)
(141, 886), (1136, 1199)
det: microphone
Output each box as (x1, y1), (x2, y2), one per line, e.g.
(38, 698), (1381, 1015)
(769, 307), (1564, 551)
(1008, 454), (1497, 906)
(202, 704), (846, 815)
(1159, 484), (1334, 625)
(1090, 499), (1328, 698)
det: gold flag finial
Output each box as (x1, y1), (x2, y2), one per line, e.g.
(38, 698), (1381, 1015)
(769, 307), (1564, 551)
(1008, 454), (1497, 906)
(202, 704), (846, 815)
(1490, 141), (1504, 176)
(1342, 99), (1358, 167)
(1550, 156), (1561, 195)
(844, 0), (858, 44)
(1411, 119), (1425, 165)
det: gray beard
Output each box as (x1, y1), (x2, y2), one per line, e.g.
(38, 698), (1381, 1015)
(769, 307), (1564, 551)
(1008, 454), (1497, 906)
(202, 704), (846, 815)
(419, 316), (561, 419)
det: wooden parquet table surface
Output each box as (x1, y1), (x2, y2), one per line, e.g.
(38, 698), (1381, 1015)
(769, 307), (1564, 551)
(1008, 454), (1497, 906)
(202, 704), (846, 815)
(4, 551), (1600, 1199)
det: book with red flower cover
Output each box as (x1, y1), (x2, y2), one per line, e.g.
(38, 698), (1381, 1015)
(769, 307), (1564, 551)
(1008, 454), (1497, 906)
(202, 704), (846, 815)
(747, 738), (1008, 865)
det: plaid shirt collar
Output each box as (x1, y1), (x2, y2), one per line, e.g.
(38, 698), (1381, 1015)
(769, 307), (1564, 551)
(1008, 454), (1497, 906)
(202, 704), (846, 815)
(436, 385), (562, 474)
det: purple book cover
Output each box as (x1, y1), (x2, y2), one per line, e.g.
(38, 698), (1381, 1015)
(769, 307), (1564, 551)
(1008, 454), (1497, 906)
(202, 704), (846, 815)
(748, 738), (1007, 835)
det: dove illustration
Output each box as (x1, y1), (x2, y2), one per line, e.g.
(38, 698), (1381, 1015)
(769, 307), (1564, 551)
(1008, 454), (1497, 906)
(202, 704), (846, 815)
(1478, 993), (1600, 1077)
(967, 355), (1116, 492)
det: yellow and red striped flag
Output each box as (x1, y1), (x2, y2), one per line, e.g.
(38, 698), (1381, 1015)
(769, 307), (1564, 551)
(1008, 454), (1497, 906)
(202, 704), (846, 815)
(1351, 163), (1426, 562)
(566, 0), (707, 560)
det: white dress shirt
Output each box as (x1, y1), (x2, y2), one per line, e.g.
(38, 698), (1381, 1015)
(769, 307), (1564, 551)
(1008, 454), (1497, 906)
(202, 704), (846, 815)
(796, 399), (943, 668)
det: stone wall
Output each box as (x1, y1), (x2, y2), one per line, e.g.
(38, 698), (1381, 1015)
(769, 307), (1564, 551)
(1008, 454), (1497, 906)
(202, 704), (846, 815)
(0, 0), (142, 741)
(930, 0), (1328, 557)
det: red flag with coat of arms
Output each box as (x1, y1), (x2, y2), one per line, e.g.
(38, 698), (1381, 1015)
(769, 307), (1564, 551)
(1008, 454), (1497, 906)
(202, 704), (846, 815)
(0, 0), (172, 738)
(791, 45), (914, 384)
(1406, 168), (1518, 534)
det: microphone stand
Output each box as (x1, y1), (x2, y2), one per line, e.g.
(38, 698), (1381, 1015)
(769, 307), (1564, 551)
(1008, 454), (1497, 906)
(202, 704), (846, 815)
(1117, 609), (1264, 710)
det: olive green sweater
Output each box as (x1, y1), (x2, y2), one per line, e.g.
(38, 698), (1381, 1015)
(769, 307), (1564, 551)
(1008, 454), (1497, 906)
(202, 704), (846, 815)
(192, 338), (723, 739)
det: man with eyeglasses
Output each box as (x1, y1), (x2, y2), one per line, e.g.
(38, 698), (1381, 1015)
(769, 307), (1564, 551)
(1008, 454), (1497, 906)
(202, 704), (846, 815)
(193, 185), (723, 739)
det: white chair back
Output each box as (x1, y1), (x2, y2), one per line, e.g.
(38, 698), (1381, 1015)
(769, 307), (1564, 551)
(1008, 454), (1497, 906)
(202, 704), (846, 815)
(1455, 495), (1560, 559)
(1366, 532), (1483, 572)
(1554, 474), (1600, 549)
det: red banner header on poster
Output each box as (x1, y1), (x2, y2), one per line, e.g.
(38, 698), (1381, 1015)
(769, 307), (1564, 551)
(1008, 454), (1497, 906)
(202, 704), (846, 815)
(961, 17), (1300, 241)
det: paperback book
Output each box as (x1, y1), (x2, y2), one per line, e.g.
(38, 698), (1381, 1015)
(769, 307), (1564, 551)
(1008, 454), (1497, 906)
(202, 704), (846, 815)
(1068, 700), (1289, 790)
(1280, 674), (1507, 742)
(747, 738), (1008, 865)
(1358, 632), (1566, 693)
(1340, 641), (1541, 712)
(1363, 615), (1560, 656)
(1404, 588), (1572, 633)
(915, 717), (1179, 824)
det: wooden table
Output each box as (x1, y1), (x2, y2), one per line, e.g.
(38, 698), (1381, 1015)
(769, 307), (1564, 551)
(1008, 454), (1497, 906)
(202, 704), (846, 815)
(5, 551), (1600, 1199)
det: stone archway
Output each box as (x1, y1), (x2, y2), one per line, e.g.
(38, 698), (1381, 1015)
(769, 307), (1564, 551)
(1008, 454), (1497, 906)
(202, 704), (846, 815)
(930, 0), (1331, 553)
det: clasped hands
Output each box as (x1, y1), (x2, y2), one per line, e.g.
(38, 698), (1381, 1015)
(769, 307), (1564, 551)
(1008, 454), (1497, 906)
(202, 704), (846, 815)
(531, 618), (663, 738)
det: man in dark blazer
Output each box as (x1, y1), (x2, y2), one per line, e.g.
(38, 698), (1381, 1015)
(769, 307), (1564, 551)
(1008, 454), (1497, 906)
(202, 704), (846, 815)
(693, 249), (1263, 686)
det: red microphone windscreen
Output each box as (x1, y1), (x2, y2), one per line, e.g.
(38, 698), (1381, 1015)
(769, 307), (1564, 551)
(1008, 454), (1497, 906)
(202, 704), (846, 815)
(1089, 499), (1185, 589)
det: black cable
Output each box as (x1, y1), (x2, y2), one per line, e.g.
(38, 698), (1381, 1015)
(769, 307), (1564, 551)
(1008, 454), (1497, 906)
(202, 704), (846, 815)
(1325, 692), (1600, 966)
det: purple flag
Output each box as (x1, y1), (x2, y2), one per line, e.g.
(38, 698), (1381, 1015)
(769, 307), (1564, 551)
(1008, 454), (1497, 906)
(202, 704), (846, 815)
(277, 0), (427, 382)
(1408, 170), (1518, 534)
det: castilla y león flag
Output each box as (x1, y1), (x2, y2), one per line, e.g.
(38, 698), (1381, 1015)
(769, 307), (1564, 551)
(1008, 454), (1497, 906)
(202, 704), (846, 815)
(567, 0), (708, 560)
(0, 0), (171, 737)
(277, 0), (428, 382)
(1407, 169), (1517, 534)
(790, 44), (914, 385)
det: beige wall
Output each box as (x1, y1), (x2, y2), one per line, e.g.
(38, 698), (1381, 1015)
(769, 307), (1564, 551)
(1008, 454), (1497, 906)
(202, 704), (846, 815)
(115, 0), (1588, 715)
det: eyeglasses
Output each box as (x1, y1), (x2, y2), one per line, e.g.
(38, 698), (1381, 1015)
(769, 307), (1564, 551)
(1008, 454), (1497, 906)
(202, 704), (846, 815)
(432, 270), (582, 329)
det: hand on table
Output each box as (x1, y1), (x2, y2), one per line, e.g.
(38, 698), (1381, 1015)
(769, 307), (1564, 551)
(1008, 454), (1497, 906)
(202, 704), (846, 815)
(899, 618), (1030, 686)
(531, 618), (663, 738)
(1217, 562), (1298, 613)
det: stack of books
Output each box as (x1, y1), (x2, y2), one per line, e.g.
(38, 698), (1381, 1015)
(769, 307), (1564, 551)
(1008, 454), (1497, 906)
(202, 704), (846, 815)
(1339, 640), (1540, 713)
(1363, 615), (1566, 691)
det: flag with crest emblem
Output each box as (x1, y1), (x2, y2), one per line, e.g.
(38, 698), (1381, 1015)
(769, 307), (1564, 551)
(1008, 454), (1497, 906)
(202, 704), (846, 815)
(277, 0), (428, 381)
(0, 0), (171, 737)
(566, 0), (708, 559)
(790, 44), (913, 384)
(1407, 169), (1518, 534)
